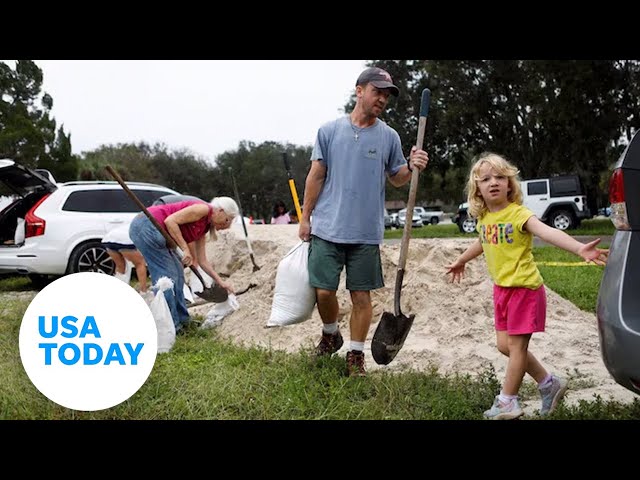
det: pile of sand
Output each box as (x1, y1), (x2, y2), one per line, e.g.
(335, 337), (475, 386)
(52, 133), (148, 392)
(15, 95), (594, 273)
(189, 223), (637, 412)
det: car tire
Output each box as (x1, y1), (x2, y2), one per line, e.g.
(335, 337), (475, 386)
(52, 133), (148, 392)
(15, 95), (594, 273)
(430, 217), (439, 225)
(68, 240), (116, 275)
(460, 215), (477, 234)
(549, 210), (574, 231)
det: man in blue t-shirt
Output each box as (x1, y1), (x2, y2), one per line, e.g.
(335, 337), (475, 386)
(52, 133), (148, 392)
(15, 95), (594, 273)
(298, 66), (429, 377)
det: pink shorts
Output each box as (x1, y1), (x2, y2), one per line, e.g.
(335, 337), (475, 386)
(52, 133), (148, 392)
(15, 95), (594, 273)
(493, 284), (546, 335)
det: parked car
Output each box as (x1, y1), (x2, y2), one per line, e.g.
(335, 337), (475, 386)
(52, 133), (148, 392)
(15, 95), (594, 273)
(598, 206), (612, 217)
(384, 209), (392, 229)
(152, 194), (204, 206)
(397, 208), (423, 228)
(419, 205), (445, 225)
(521, 175), (591, 230)
(0, 159), (180, 286)
(596, 131), (640, 395)
(454, 202), (477, 234)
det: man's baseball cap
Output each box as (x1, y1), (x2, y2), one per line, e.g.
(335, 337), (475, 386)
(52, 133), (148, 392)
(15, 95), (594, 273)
(356, 67), (400, 96)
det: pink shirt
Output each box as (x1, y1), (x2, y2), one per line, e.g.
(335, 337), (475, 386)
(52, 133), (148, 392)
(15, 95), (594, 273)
(148, 200), (212, 243)
(271, 213), (291, 225)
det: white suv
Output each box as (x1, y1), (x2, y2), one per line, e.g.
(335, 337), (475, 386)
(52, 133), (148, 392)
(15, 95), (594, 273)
(0, 159), (179, 286)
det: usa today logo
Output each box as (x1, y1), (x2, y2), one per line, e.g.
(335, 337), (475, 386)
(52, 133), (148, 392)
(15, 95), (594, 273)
(19, 272), (157, 411)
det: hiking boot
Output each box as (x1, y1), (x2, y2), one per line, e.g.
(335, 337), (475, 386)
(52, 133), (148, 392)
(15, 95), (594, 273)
(539, 375), (568, 416)
(346, 350), (366, 377)
(483, 396), (524, 420)
(315, 330), (344, 357)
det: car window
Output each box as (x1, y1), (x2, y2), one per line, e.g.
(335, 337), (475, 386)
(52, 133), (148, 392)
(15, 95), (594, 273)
(62, 189), (172, 213)
(135, 189), (176, 207)
(550, 177), (582, 196)
(527, 181), (547, 195)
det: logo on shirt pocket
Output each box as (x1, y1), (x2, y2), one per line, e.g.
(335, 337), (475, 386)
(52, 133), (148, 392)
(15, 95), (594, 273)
(366, 148), (378, 158)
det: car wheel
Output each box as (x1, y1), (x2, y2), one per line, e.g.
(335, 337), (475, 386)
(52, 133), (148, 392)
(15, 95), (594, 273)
(549, 210), (574, 231)
(430, 217), (439, 225)
(460, 215), (477, 234)
(68, 241), (116, 275)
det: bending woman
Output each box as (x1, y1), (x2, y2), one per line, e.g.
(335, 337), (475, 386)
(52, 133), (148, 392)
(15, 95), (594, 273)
(129, 196), (239, 330)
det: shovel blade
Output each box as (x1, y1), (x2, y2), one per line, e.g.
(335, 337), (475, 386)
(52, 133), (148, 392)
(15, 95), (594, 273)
(371, 311), (415, 365)
(196, 284), (229, 303)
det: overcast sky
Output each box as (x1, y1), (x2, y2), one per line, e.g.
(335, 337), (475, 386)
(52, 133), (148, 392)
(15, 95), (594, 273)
(26, 60), (368, 162)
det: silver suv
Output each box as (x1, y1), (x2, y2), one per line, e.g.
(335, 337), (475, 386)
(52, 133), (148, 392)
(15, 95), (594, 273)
(596, 131), (640, 395)
(0, 159), (179, 286)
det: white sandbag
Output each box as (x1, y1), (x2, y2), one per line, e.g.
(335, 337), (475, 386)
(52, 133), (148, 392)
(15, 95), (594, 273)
(114, 260), (133, 285)
(267, 241), (316, 327)
(183, 283), (195, 304)
(14, 217), (25, 244)
(189, 265), (214, 296)
(201, 294), (239, 329)
(147, 276), (176, 353)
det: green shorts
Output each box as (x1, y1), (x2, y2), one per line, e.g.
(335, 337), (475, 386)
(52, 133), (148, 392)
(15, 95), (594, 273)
(308, 235), (384, 291)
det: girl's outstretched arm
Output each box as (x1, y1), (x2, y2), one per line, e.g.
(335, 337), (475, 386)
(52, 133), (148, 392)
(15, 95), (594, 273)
(524, 216), (609, 265)
(445, 238), (484, 283)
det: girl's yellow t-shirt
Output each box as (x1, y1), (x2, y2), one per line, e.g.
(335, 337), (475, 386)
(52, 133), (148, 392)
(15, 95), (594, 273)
(476, 202), (543, 288)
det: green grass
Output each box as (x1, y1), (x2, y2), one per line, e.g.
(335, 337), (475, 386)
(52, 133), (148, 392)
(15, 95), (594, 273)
(1, 280), (638, 419)
(571, 218), (616, 235)
(533, 246), (606, 312)
(384, 218), (615, 240)
(0, 274), (35, 292)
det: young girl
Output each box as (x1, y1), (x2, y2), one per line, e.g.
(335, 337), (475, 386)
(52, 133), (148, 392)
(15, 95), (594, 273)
(446, 153), (608, 420)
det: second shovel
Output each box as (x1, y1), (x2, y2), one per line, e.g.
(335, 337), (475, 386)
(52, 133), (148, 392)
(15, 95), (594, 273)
(228, 167), (261, 272)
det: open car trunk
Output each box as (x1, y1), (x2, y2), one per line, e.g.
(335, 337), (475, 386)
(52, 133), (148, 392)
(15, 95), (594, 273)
(0, 159), (57, 247)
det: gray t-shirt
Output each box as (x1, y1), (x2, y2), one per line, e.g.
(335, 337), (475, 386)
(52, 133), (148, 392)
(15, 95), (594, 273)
(310, 115), (406, 244)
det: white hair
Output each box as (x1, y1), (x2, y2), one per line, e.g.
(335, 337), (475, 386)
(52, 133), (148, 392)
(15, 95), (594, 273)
(210, 196), (240, 219)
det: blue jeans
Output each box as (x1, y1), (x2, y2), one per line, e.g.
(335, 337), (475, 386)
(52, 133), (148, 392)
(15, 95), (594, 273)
(129, 214), (190, 329)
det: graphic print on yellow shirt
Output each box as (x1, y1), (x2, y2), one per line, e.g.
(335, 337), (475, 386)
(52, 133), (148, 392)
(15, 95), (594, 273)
(477, 203), (543, 288)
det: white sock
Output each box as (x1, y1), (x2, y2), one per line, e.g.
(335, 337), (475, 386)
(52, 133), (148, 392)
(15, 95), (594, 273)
(498, 392), (518, 404)
(322, 322), (338, 335)
(350, 341), (365, 352)
(539, 374), (553, 388)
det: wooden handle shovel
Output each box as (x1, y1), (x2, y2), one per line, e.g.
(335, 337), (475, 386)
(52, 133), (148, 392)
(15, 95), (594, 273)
(371, 88), (431, 366)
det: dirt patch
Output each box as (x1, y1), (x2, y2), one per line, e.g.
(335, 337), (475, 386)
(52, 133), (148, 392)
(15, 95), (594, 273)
(188, 224), (637, 412)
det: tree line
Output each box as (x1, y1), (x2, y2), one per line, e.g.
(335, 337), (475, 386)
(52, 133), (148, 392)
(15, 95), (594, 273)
(2, 60), (638, 216)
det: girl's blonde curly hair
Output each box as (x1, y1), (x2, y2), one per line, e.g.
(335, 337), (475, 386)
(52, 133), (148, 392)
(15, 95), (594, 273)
(466, 152), (523, 219)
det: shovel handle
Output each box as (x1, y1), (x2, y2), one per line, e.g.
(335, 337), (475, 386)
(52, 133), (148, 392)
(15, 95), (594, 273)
(228, 167), (261, 271)
(283, 152), (303, 221)
(397, 88), (431, 271)
(105, 165), (209, 286)
(105, 166), (177, 249)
